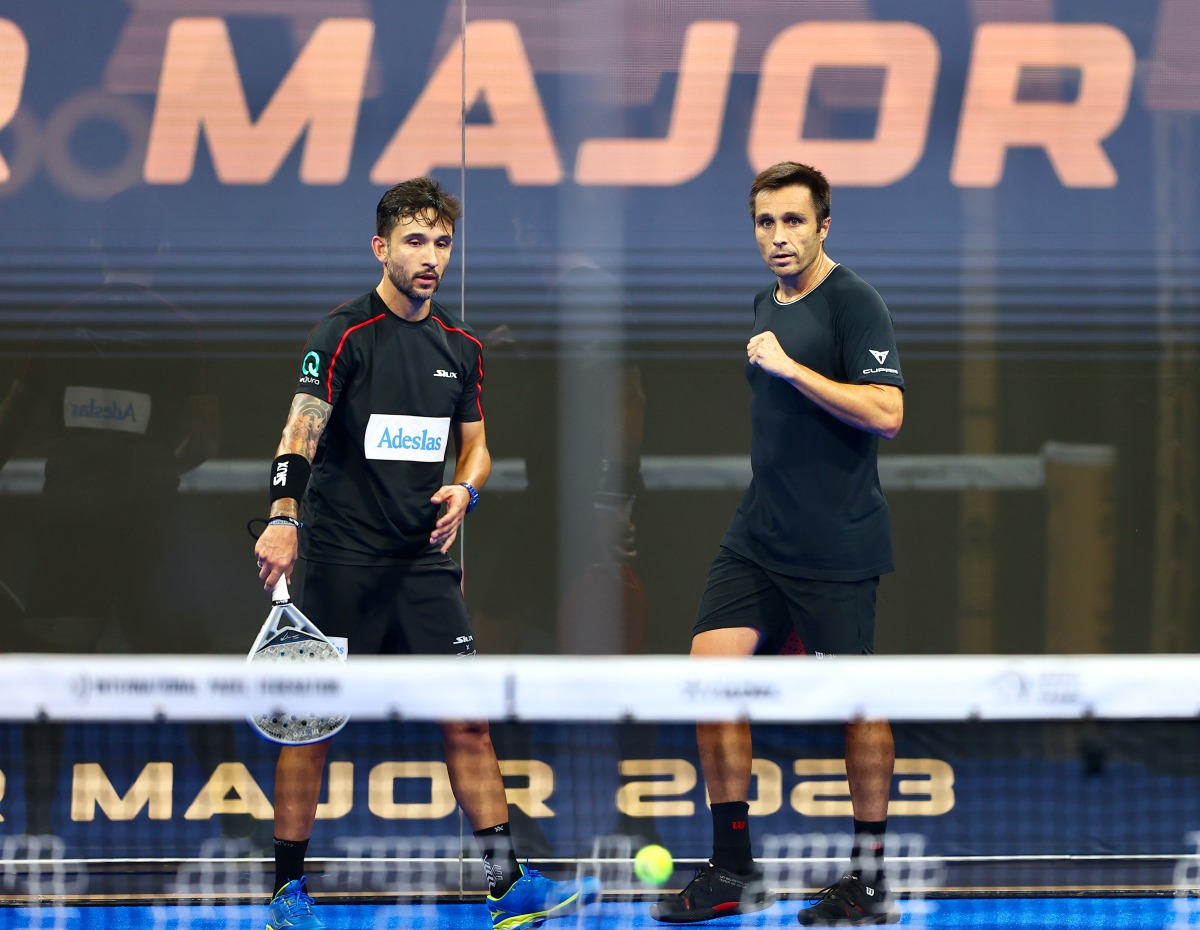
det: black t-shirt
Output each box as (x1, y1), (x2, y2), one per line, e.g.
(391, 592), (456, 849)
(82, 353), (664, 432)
(720, 264), (905, 581)
(295, 290), (484, 565)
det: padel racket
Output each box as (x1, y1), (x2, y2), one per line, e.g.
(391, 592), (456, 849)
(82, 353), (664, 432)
(246, 575), (348, 745)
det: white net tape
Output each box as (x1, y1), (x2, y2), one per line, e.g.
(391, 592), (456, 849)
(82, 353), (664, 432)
(7, 653), (1200, 724)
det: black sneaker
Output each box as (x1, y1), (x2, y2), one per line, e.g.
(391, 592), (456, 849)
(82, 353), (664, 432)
(649, 861), (777, 923)
(796, 874), (900, 926)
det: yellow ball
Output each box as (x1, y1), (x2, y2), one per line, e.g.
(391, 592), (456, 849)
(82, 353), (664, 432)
(634, 844), (674, 886)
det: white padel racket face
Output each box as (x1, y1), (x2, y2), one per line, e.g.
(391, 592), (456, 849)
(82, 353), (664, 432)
(255, 626), (342, 663)
(246, 578), (348, 745)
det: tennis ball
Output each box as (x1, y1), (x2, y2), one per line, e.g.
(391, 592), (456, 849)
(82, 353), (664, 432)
(634, 844), (674, 886)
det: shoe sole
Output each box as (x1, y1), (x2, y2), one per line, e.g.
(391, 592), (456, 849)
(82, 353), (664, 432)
(492, 916), (548, 930)
(492, 886), (604, 930)
(650, 892), (778, 924)
(267, 915), (326, 929)
(796, 905), (900, 926)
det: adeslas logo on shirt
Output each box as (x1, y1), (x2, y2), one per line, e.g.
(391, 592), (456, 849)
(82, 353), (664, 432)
(364, 414), (450, 462)
(377, 427), (442, 452)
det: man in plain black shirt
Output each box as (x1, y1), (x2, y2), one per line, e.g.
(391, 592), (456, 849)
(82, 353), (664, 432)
(651, 162), (905, 928)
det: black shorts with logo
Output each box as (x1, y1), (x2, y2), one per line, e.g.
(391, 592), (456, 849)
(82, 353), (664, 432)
(693, 547), (878, 656)
(294, 557), (476, 656)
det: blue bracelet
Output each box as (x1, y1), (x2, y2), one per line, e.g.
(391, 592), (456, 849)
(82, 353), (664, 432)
(459, 481), (479, 514)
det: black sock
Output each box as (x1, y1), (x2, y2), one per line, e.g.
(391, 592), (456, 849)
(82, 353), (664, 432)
(711, 801), (755, 875)
(273, 837), (310, 895)
(475, 822), (521, 896)
(850, 819), (886, 887)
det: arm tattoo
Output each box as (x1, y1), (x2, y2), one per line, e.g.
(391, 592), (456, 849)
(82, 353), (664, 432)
(280, 394), (332, 461)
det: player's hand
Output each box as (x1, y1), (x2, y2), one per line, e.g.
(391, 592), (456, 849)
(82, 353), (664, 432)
(430, 484), (472, 553)
(255, 524), (297, 591)
(747, 331), (794, 379)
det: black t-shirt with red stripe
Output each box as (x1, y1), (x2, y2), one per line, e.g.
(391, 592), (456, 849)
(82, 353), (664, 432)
(294, 289), (483, 565)
(720, 264), (905, 581)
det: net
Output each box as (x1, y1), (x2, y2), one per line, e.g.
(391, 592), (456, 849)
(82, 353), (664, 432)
(2, 654), (1200, 929)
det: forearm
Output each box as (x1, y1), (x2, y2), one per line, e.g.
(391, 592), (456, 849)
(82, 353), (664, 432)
(431, 426), (491, 551)
(270, 394), (331, 518)
(453, 443), (491, 491)
(270, 498), (301, 521)
(781, 363), (903, 438)
(270, 436), (310, 521)
(275, 423), (315, 460)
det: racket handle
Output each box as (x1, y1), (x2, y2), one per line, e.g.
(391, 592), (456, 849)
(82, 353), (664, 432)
(271, 575), (291, 605)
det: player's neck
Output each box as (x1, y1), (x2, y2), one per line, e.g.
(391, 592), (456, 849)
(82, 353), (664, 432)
(375, 280), (432, 322)
(775, 253), (835, 304)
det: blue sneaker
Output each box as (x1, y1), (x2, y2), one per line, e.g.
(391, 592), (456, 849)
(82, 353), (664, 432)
(267, 877), (325, 930)
(487, 863), (602, 930)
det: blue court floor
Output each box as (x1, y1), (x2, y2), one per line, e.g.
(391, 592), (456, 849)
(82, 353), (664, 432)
(2, 898), (1199, 929)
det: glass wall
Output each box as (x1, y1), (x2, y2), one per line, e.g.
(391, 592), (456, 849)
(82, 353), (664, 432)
(0, 0), (1197, 662)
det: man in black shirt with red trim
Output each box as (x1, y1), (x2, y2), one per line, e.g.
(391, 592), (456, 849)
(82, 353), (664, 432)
(650, 163), (904, 927)
(253, 177), (599, 930)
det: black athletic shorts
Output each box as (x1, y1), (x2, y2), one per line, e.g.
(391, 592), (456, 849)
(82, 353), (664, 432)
(294, 557), (476, 657)
(693, 547), (878, 656)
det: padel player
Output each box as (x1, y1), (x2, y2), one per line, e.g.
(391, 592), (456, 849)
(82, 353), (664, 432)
(649, 163), (905, 927)
(253, 177), (600, 930)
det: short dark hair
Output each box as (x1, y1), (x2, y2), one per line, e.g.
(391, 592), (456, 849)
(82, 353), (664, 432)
(376, 177), (463, 239)
(748, 162), (831, 224)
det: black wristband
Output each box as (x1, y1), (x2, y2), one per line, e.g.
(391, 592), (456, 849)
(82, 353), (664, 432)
(270, 453), (311, 504)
